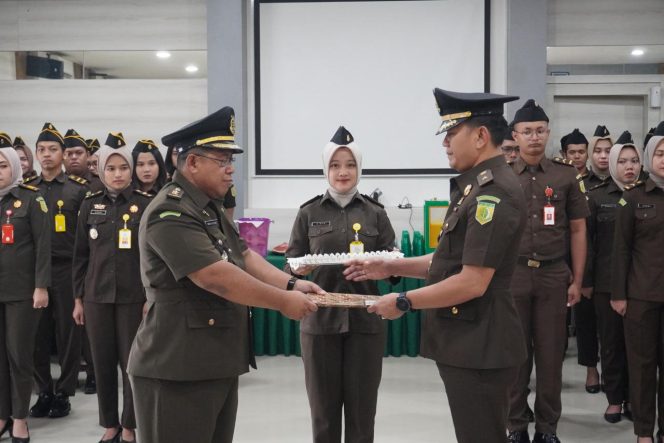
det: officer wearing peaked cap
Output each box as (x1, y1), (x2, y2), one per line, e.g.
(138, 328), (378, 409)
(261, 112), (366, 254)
(64, 129), (103, 192)
(345, 89), (527, 443)
(127, 106), (321, 443)
(29, 122), (89, 419)
(507, 100), (590, 443)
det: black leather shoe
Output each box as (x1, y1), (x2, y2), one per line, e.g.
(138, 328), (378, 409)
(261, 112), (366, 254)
(623, 402), (633, 421)
(585, 384), (601, 394)
(47, 392), (71, 418)
(29, 392), (54, 418)
(604, 409), (622, 423)
(84, 373), (97, 394)
(533, 433), (561, 443)
(0, 418), (12, 438)
(508, 430), (530, 443)
(99, 428), (121, 443)
(10, 423), (30, 443)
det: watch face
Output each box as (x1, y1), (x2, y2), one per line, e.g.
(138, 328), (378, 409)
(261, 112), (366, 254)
(396, 295), (410, 312)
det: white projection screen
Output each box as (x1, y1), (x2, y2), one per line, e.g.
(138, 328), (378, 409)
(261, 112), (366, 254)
(254, 0), (489, 175)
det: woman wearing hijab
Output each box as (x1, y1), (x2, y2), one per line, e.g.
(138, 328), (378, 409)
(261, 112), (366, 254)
(0, 144), (50, 443)
(586, 130), (641, 424)
(131, 139), (167, 194)
(286, 126), (396, 443)
(72, 143), (153, 443)
(11, 137), (37, 181)
(612, 121), (664, 443)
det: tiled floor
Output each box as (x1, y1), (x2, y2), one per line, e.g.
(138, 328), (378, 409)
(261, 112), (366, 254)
(22, 344), (637, 442)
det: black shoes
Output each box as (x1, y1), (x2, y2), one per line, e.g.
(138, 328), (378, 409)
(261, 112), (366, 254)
(29, 392), (54, 418)
(0, 418), (12, 438)
(508, 430), (530, 443)
(99, 428), (121, 443)
(585, 383), (601, 394)
(47, 392), (71, 418)
(533, 432), (561, 443)
(84, 373), (97, 395)
(604, 408), (622, 423)
(9, 422), (30, 443)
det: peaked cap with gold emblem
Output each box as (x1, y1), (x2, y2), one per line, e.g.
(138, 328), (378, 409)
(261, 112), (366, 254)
(104, 132), (126, 149)
(86, 138), (100, 154)
(64, 129), (88, 149)
(433, 88), (519, 134)
(37, 122), (65, 146)
(132, 139), (159, 153)
(161, 106), (243, 154)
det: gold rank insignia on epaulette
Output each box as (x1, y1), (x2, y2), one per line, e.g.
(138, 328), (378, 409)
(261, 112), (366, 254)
(588, 180), (610, 192)
(624, 180), (644, 191)
(476, 169), (494, 186)
(552, 157), (575, 167)
(84, 190), (103, 199)
(134, 189), (155, 198)
(361, 194), (384, 208)
(68, 174), (89, 185)
(19, 183), (39, 192)
(300, 194), (322, 208)
(23, 174), (39, 184)
(167, 187), (184, 200)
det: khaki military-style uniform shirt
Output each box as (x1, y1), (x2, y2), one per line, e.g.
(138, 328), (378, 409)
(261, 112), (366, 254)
(611, 178), (664, 302)
(0, 185), (51, 301)
(72, 186), (153, 303)
(286, 192), (396, 335)
(420, 155), (527, 369)
(511, 157), (590, 260)
(586, 179), (622, 293)
(127, 172), (254, 381)
(24, 172), (89, 259)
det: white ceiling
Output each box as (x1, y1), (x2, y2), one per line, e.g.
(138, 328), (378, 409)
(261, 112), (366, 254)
(55, 50), (207, 79)
(547, 45), (664, 65)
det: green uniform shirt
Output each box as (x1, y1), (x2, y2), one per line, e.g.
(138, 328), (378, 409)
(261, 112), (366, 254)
(128, 172), (253, 381)
(0, 185), (51, 301)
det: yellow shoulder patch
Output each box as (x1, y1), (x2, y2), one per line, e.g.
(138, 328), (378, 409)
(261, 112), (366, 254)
(159, 211), (181, 218)
(19, 183), (39, 192)
(231, 185), (237, 197)
(475, 201), (496, 225)
(579, 180), (586, 194)
(68, 174), (89, 185)
(36, 196), (48, 213)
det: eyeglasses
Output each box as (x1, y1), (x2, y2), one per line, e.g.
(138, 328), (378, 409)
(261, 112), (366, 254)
(501, 146), (520, 154)
(514, 128), (549, 139)
(194, 153), (235, 168)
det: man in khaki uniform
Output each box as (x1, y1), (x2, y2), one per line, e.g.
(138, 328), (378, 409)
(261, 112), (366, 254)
(345, 89), (528, 443)
(507, 100), (589, 443)
(127, 106), (320, 443)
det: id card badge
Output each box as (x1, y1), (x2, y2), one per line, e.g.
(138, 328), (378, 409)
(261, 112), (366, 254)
(543, 204), (555, 226)
(55, 200), (66, 232)
(118, 214), (131, 249)
(2, 224), (14, 244)
(349, 222), (364, 254)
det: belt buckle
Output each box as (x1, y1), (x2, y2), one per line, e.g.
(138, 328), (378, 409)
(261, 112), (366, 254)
(527, 259), (541, 268)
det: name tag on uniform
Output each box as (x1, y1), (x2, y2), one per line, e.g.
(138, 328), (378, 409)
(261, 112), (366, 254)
(205, 219), (219, 226)
(311, 221), (331, 226)
(637, 203), (654, 209)
(600, 203), (617, 208)
(90, 209), (107, 216)
(543, 204), (555, 226)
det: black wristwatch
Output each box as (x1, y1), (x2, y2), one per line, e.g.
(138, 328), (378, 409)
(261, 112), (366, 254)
(286, 277), (298, 291)
(396, 291), (415, 312)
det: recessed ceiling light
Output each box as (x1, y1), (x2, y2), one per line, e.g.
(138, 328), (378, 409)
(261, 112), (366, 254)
(185, 64), (199, 73)
(156, 51), (171, 59)
(631, 48), (645, 56)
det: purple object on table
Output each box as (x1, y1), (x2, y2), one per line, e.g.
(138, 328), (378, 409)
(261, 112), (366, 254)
(237, 217), (271, 257)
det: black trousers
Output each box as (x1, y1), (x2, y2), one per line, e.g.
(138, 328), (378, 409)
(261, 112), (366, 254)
(33, 258), (81, 396)
(624, 299), (664, 437)
(574, 294), (599, 367)
(594, 292), (628, 405)
(84, 302), (142, 429)
(130, 375), (238, 443)
(438, 363), (517, 443)
(0, 300), (40, 419)
(300, 330), (385, 443)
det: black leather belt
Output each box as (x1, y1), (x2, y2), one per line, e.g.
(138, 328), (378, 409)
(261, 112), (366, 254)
(517, 256), (564, 268)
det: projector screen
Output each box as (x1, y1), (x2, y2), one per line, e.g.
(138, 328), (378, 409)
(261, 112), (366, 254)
(254, 0), (489, 175)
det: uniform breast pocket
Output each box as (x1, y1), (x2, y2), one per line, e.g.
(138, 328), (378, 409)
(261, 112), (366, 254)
(439, 215), (460, 251)
(635, 206), (657, 222)
(358, 227), (379, 250)
(597, 207), (616, 223)
(186, 308), (236, 329)
(436, 298), (477, 322)
(308, 224), (334, 251)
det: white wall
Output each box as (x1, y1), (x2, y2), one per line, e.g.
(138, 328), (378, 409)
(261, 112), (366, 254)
(0, 0), (206, 51)
(0, 79), (207, 153)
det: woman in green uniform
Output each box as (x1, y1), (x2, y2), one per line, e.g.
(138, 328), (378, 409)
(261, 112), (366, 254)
(73, 144), (152, 443)
(0, 145), (50, 443)
(286, 126), (396, 443)
(612, 121), (664, 443)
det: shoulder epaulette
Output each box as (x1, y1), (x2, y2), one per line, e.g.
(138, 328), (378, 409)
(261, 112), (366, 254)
(588, 180), (610, 192)
(300, 195), (322, 208)
(19, 183), (39, 192)
(476, 169), (494, 187)
(361, 194), (384, 208)
(624, 180), (644, 191)
(552, 157), (575, 167)
(167, 186), (184, 200)
(23, 174), (39, 184)
(84, 190), (103, 199)
(134, 189), (155, 198)
(67, 174), (89, 185)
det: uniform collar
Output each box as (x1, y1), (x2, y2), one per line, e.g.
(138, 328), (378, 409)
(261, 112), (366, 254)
(171, 171), (211, 209)
(645, 178), (659, 193)
(102, 185), (134, 203)
(606, 179), (621, 194)
(513, 155), (551, 174)
(41, 171), (66, 183)
(7, 186), (22, 200)
(320, 190), (364, 206)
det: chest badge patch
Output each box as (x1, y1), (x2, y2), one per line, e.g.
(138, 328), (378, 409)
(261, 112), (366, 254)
(475, 201), (496, 225)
